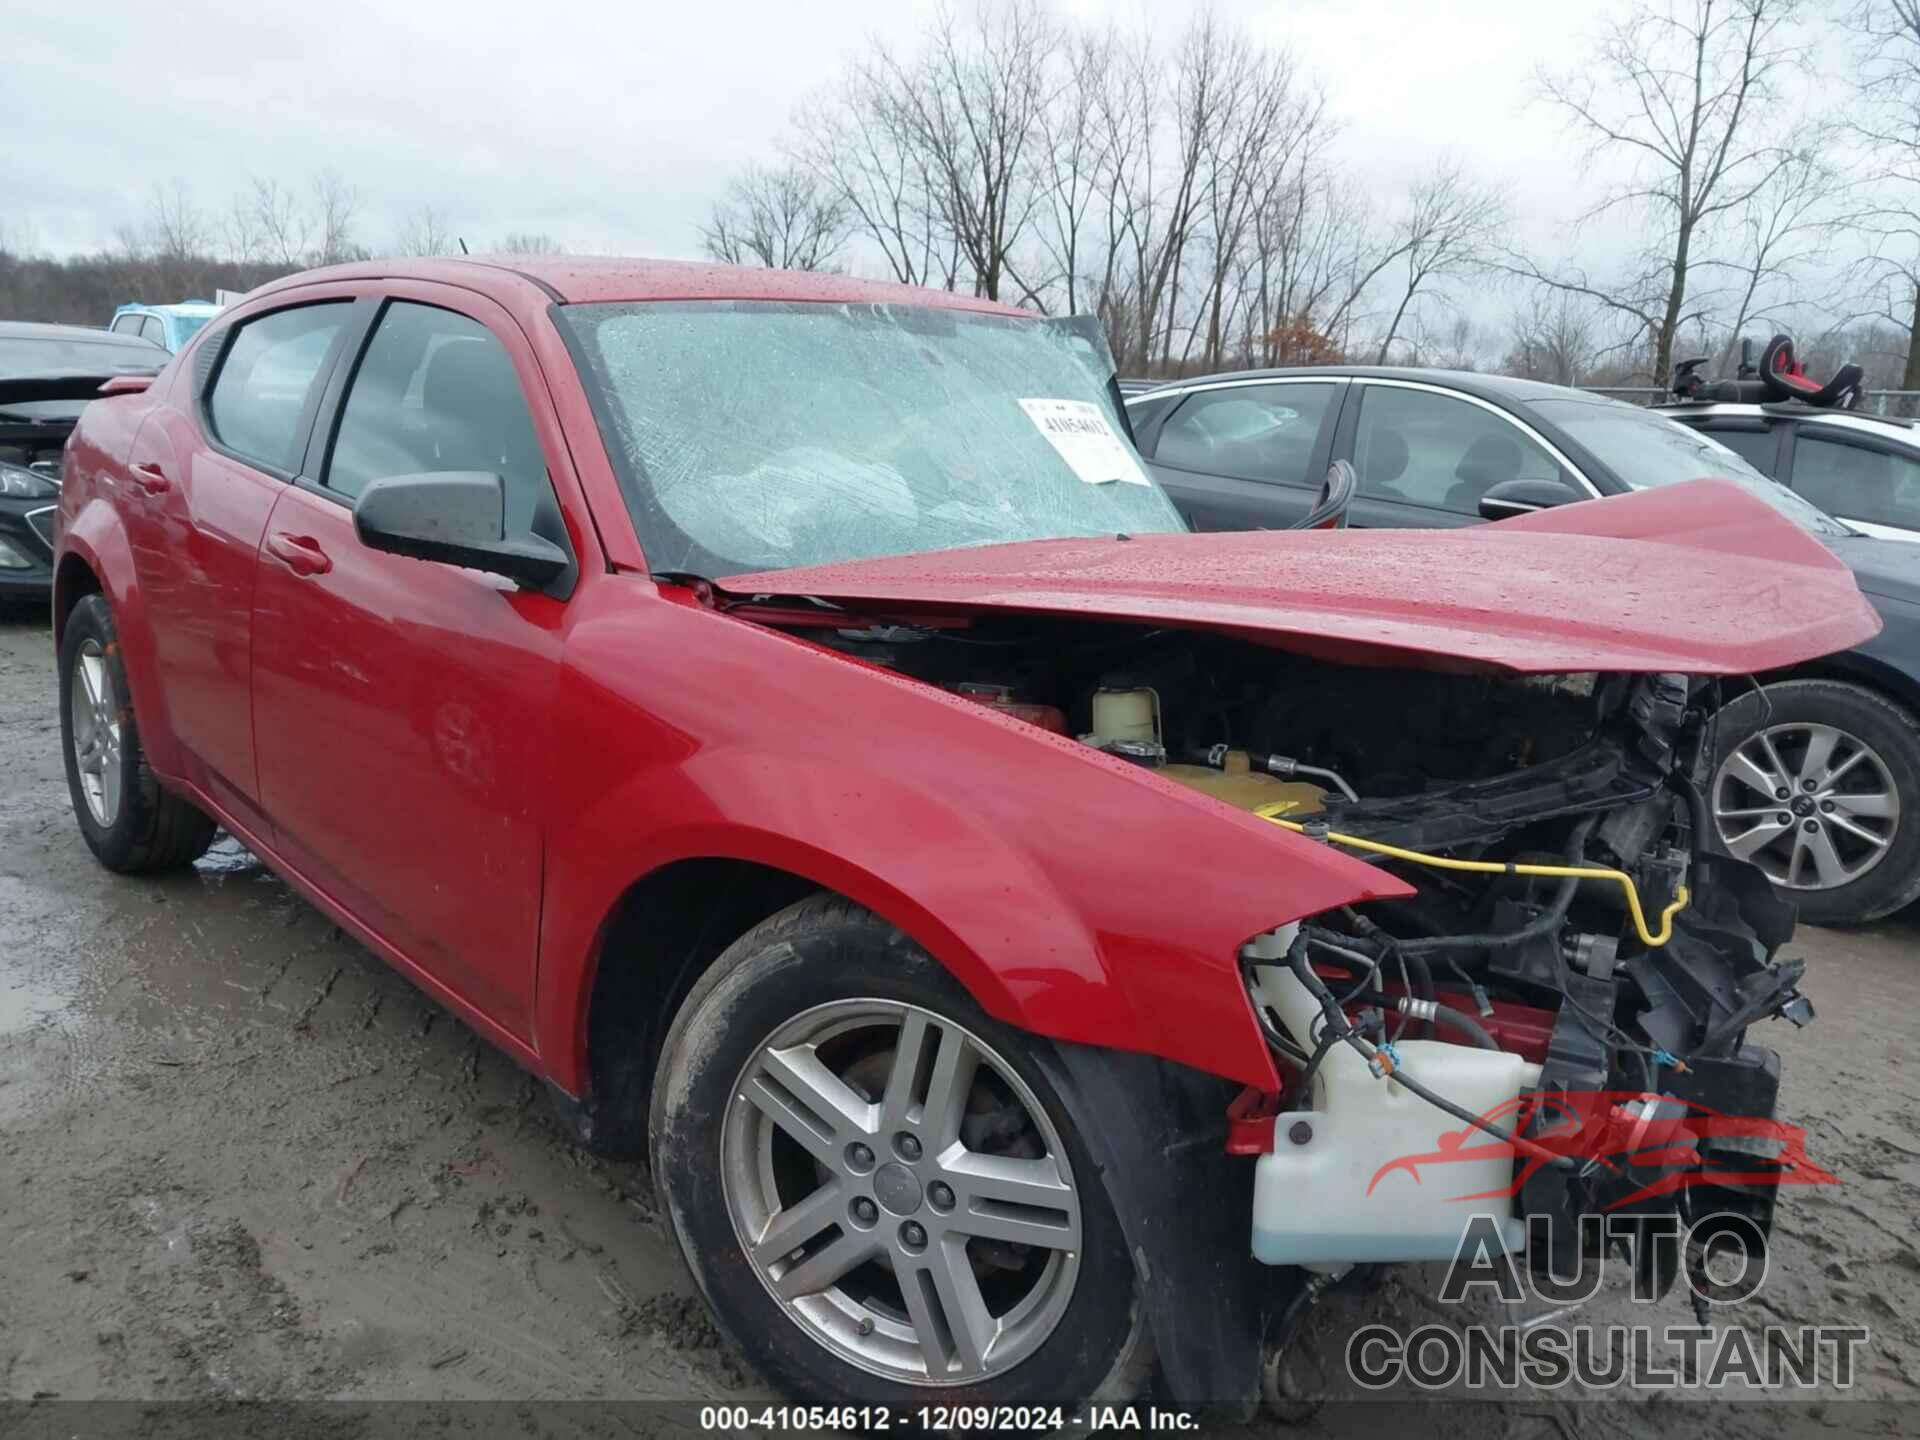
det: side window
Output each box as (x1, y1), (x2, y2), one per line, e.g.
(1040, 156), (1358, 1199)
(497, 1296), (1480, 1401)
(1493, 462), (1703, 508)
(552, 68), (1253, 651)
(1792, 433), (1920, 530)
(1696, 425), (1778, 475)
(1353, 385), (1560, 515)
(325, 301), (551, 537)
(206, 303), (349, 473)
(1152, 383), (1336, 485)
(140, 316), (168, 349)
(111, 314), (144, 337)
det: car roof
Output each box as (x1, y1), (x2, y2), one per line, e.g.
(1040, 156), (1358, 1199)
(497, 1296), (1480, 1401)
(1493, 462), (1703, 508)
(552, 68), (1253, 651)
(246, 256), (1034, 316)
(1658, 400), (1916, 434)
(0, 319), (162, 347)
(113, 301), (219, 317)
(1126, 365), (1582, 405)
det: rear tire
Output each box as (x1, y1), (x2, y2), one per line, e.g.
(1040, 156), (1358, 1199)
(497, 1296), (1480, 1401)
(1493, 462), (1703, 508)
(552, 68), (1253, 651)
(1710, 679), (1920, 926)
(59, 594), (216, 873)
(649, 893), (1153, 1410)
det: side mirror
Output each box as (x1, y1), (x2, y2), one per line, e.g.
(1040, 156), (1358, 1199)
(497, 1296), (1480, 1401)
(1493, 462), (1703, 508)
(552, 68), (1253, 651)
(1479, 477), (1583, 521)
(353, 471), (570, 589)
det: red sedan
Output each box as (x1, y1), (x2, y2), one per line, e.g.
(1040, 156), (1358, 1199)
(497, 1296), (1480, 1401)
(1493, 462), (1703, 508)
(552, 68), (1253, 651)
(52, 257), (1873, 1412)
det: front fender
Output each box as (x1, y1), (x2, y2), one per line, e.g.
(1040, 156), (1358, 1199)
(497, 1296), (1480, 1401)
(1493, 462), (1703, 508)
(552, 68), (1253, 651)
(537, 584), (1409, 1094)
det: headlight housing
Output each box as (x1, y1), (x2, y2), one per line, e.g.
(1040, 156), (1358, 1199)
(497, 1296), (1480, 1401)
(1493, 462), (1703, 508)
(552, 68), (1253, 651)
(0, 460), (58, 499)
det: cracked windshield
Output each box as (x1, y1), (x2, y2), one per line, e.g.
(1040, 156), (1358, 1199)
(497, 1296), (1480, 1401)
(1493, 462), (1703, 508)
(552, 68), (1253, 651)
(559, 301), (1186, 576)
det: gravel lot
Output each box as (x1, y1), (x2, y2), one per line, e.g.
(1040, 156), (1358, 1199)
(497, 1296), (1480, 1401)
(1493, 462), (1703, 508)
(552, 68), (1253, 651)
(1, 605), (1915, 1434)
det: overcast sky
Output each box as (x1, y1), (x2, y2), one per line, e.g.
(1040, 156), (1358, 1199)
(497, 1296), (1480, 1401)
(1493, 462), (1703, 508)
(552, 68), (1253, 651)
(6, 0), (1615, 264)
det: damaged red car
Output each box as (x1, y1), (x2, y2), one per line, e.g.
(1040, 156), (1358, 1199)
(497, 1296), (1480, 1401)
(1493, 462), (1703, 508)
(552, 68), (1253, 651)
(51, 258), (1876, 1415)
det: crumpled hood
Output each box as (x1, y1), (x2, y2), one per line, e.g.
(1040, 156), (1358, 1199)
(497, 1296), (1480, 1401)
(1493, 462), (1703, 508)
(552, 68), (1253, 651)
(721, 479), (1881, 674)
(0, 373), (156, 407)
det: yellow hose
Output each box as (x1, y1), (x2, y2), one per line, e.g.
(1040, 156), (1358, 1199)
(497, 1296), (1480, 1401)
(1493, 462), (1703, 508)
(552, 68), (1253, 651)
(1253, 804), (1690, 948)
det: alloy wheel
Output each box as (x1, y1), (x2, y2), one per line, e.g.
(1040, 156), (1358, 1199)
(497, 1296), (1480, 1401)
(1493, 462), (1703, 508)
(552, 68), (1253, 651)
(720, 999), (1081, 1386)
(69, 637), (123, 828)
(1713, 721), (1900, 891)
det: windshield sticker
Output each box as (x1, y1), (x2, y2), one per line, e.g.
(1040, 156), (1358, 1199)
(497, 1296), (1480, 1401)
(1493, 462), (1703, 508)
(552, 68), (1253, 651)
(1018, 398), (1150, 486)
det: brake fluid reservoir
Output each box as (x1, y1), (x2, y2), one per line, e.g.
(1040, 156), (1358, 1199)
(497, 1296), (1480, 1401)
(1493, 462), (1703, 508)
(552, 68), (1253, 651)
(1247, 952), (1541, 1268)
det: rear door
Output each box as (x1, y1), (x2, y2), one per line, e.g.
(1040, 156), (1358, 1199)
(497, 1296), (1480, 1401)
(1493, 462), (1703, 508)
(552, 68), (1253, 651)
(123, 294), (359, 832)
(1781, 423), (1920, 542)
(1329, 380), (1584, 529)
(249, 286), (580, 1034)
(1137, 379), (1343, 530)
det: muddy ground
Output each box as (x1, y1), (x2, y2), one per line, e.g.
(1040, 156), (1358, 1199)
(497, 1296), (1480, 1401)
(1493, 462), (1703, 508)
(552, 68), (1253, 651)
(0, 606), (1916, 1436)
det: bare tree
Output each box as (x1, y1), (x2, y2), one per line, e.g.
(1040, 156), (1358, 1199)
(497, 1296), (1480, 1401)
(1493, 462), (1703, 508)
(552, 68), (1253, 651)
(1530, 0), (1804, 382)
(1245, 138), (1361, 365)
(1844, 0), (1920, 387)
(496, 232), (567, 254)
(1117, 16), (1222, 366)
(701, 162), (849, 269)
(1504, 287), (1609, 384)
(1192, 36), (1325, 367)
(1408, 313), (1498, 370)
(1371, 163), (1507, 362)
(393, 205), (455, 257)
(248, 179), (311, 268)
(1031, 24), (1120, 313)
(146, 181), (210, 263)
(790, 61), (953, 288)
(876, 0), (1058, 302)
(1701, 147), (1841, 365)
(222, 193), (263, 265)
(312, 171), (361, 265)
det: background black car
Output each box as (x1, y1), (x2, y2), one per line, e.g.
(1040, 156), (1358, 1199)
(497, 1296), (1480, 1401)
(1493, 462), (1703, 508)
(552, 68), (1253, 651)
(1127, 368), (1920, 927)
(0, 321), (165, 609)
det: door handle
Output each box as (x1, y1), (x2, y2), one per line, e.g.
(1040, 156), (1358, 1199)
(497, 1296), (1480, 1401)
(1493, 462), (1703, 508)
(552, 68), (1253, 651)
(265, 531), (332, 577)
(131, 462), (170, 495)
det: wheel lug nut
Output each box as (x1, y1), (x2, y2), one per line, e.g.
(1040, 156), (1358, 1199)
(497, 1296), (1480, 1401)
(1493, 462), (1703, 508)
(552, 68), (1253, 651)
(1802, 820), (1819, 834)
(895, 1132), (921, 1161)
(1776, 812), (1791, 825)
(852, 1197), (878, 1225)
(900, 1221), (927, 1250)
(928, 1181), (955, 1211)
(847, 1142), (875, 1171)
(1820, 801), (1835, 813)
(1802, 779), (1818, 792)
(1774, 787), (1790, 800)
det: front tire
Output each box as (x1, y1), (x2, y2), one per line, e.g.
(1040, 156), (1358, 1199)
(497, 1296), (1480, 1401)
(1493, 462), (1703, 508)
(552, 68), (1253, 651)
(1711, 679), (1920, 925)
(59, 594), (216, 873)
(649, 894), (1151, 1409)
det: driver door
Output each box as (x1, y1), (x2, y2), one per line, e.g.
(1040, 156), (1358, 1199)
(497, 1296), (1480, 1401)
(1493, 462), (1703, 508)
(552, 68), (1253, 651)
(249, 289), (577, 1036)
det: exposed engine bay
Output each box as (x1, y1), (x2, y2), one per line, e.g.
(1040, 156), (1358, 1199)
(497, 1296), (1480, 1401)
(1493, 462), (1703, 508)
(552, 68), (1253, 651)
(752, 603), (1819, 1299)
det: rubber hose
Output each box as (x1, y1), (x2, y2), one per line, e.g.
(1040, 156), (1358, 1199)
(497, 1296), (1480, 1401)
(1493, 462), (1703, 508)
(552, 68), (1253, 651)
(1348, 992), (1498, 1049)
(1392, 815), (1602, 960)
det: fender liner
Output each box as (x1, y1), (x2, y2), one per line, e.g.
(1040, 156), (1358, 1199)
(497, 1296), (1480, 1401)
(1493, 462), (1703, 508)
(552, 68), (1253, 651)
(1036, 1040), (1264, 1418)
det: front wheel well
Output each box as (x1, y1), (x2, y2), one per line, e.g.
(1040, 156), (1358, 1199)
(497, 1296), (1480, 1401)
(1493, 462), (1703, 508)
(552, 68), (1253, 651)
(1755, 657), (1920, 720)
(580, 858), (821, 1156)
(53, 553), (102, 645)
